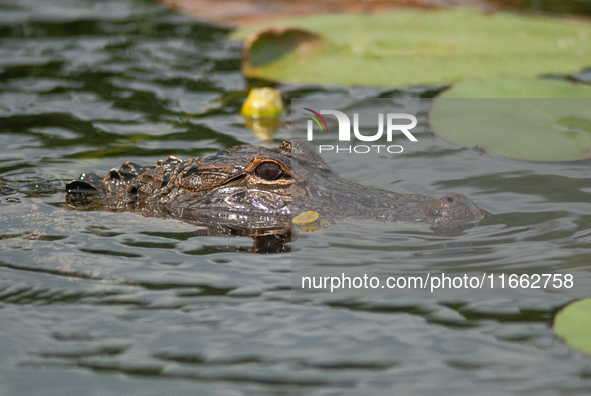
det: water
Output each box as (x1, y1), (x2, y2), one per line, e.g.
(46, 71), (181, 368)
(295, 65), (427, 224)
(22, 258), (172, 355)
(2, 0), (591, 394)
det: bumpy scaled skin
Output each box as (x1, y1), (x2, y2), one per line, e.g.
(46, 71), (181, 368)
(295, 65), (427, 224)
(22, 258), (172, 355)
(65, 139), (482, 235)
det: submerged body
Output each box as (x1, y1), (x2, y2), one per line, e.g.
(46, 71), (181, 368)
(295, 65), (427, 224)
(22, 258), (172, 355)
(65, 139), (482, 235)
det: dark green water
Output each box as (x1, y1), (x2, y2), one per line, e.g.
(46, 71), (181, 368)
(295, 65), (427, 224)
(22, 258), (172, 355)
(2, 0), (591, 394)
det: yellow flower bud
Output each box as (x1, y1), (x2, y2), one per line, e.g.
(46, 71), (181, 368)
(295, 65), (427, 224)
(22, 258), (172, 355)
(240, 88), (284, 119)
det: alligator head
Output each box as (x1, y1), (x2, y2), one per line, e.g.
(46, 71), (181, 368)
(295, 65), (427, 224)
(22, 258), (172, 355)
(65, 139), (482, 240)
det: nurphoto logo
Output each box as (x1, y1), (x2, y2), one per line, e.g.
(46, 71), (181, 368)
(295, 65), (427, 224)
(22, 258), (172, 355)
(303, 108), (418, 154)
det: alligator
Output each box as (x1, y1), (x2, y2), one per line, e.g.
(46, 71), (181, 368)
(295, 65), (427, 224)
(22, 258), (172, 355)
(65, 139), (482, 241)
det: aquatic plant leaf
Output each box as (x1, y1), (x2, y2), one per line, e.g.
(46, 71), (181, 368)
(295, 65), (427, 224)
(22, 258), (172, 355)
(554, 299), (591, 355)
(430, 78), (591, 161)
(243, 27), (323, 72)
(293, 210), (319, 225)
(433, 77), (591, 98)
(233, 9), (591, 87)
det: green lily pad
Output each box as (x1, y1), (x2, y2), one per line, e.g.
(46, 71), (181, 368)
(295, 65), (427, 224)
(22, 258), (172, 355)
(232, 8), (591, 87)
(554, 299), (591, 355)
(430, 78), (591, 161)
(433, 77), (591, 98)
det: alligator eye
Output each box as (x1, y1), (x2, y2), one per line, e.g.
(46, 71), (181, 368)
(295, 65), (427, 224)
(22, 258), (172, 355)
(255, 162), (283, 181)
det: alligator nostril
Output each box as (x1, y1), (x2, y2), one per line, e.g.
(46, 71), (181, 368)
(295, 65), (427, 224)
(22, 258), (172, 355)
(108, 169), (121, 180)
(446, 197), (454, 203)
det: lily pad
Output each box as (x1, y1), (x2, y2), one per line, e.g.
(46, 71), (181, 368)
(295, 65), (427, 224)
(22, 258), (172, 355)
(293, 210), (319, 225)
(233, 8), (591, 87)
(433, 77), (591, 98)
(430, 78), (591, 161)
(243, 28), (323, 75)
(554, 299), (591, 355)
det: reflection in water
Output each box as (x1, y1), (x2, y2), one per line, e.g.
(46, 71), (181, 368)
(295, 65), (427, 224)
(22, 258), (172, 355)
(2, 0), (591, 394)
(243, 117), (282, 140)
